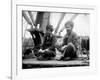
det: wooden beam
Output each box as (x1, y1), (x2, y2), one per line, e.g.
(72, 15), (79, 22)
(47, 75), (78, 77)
(70, 13), (79, 21)
(22, 11), (32, 25)
(28, 11), (35, 26)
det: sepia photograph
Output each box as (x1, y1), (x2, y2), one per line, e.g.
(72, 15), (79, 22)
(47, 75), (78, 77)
(22, 11), (90, 69)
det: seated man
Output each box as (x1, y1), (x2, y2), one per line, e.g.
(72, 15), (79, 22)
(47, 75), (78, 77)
(57, 21), (78, 60)
(36, 24), (56, 60)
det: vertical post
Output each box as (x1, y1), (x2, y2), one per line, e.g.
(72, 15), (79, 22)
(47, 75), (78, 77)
(41, 12), (50, 33)
(35, 12), (50, 33)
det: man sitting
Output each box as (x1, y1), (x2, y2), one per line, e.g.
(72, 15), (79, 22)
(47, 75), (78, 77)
(57, 21), (78, 60)
(36, 24), (56, 60)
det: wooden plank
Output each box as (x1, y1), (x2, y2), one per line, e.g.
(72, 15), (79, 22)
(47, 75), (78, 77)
(22, 59), (89, 66)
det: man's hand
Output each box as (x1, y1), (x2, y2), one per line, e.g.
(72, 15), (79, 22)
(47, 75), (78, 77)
(61, 45), (67, 50)
(39, 49), (45, 52)
(45, 49), (49, 51)
(39, 49), (42, 52)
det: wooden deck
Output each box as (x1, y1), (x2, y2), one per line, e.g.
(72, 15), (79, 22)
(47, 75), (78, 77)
(22, 58), (89, 69)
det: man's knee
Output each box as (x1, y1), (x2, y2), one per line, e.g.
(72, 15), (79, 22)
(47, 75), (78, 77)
(67, 42), (76, 52)
(64, 43), (77, 58)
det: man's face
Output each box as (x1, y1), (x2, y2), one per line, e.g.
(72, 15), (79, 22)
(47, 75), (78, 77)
(65, 23), (73, 34)
(46, 29), (52, 34)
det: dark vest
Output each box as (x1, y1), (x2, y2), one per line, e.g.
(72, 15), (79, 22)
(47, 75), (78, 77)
(42, 33), (54, 50)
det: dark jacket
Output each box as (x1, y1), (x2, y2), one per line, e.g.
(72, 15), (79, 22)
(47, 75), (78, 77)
(42, 33), (56, 52)
(62, 31), (77, 47)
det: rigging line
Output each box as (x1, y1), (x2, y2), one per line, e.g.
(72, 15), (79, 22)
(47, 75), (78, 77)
(22, 11), (32, 25)
(28, 11), (36, 28)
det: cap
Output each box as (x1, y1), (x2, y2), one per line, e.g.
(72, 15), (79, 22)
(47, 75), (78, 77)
(65, 21), (74, 28)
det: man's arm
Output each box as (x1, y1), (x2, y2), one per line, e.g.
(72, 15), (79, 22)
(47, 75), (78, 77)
(72, 32), (78, 45)
(61, 35), (68, 46)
